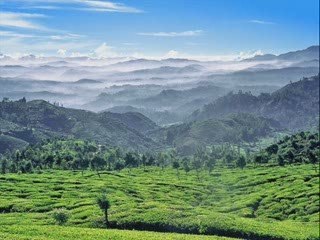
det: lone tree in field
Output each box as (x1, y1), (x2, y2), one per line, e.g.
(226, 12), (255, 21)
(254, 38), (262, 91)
(97, 191), (111, 227)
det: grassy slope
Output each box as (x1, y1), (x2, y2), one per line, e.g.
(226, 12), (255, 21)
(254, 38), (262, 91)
(0, 166), (318, 240)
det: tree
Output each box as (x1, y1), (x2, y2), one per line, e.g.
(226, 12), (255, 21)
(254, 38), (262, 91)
(1, 159), (8, 174)
(157, 152), (166, 171)
(97, 191), (111, 227)
(124, 152), (138, 171)
(285, 150), (295, 164)
(105, 151), (116, 170)
(192, 149), (203, 180)
(266, 144), (278, 155)
(236, 155), (246, 169)
(277, 155), (285, 166)
(24, 160), (33, 173)
(224, 153), (233, 167)
(91, 155), (106, 177)
(308, 150), (318, 172)
(52, 208), (69, 225)
(182, 157), (190, 174)
(141, 154), (147, 170)
(172, 160), (180, 179)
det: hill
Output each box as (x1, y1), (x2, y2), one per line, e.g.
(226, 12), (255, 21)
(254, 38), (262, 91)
(0, 99), (159, 153)
(150, 113), (282, 155)
(190, 75), (319, 130)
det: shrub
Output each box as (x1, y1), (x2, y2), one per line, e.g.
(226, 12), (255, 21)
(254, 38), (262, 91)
(52, 208), (69, 225)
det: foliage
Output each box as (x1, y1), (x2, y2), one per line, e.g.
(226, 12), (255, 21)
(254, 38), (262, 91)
(52, 208), (69, 225)
(254, 131), (319, 167)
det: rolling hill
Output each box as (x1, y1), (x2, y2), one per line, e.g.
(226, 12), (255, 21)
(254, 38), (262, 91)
(150, 113), (282, 155)
(0, 99), (160, 153)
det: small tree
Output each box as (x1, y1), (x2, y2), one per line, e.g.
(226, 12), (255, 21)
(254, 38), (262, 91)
(236, 155), (246, 169)
(91, 155), (106, 177)
(192, 156), (202, 180)
(141, 154), (147, 170)
(182, 157), (190, 175)
(308, 150), (318, 172)
(172, 160), (180, 179)
(52, 208), (69, 225)
(277, 155), (285, 166)
(1, 159), (8, 174)
(97, 191), (111, 227)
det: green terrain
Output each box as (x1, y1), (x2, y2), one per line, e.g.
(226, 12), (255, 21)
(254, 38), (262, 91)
(0, 164), (319, 240)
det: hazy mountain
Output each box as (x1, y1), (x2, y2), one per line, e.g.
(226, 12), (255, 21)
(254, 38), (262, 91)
(244, 45), (319, 62)
(206, 66), (319, 86)
(190, 75), (319, 130)
(104, 105), (181, 126)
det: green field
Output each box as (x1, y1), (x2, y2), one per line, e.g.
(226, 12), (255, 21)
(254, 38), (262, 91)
(0, 165), (319, 240)
(0, 225), (231, 240)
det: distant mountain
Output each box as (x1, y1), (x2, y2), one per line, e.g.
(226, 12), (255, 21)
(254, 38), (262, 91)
(104, 105), (181, 126)
(127, 64), (205, 76)
(0, 99), (160, 153)
(74, 79), (102, 84)
(289, 59), (319, 68)
(244, 45), (319, 62)
(206, 66), (319, 86)
(190, 75), (319, 130)
(100, 111), (159, 134)
(134, 85), (227, 109)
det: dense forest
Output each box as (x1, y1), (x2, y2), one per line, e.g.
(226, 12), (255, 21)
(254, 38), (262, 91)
(1, 131), (318, 175)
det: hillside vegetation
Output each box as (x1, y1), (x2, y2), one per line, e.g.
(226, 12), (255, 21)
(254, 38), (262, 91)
(190, 75), (319, 130)
(0, 99), (159, 153)
(151, 113), (281, 155)
(253, 131), (319, 166)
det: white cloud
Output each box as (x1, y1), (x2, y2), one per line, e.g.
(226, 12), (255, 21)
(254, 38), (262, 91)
(77, 0), (142, 13)
(9, 0), (142, 13)
(138, 30), (203, 37)
(93, 42), (117, 58)
(0, 12), (46, 29)
(50, 33), (84, 40)
(0, 30), (36, 38)
(237, 50), (264, 60)
(57, 48), (67, 56)
(249, 20), (275, 25)
(165, 50), (179, 58)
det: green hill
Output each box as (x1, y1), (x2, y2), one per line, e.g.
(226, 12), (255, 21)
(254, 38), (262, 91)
(151, 113), (282, 155)
(0, 99), (160, 153)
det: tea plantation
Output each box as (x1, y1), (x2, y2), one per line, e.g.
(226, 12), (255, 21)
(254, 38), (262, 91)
(0, 165), (319, 240)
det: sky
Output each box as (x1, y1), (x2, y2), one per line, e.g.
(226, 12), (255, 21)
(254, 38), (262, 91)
(0, 0), (319, 59)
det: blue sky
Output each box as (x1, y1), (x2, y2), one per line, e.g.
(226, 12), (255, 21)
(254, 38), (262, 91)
(0, 0), (319, 59)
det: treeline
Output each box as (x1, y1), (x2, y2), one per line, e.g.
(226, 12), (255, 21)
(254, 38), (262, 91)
(254, 131), (319, 167)
(0, 138), (247, 176)
(0, 131), (318, 175)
